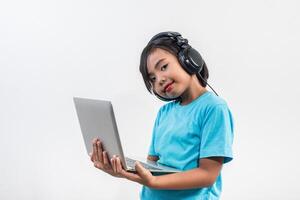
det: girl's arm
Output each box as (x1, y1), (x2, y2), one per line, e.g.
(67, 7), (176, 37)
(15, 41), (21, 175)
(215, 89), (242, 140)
(151, 157), (223, 189)
(111, 156), (224, 189)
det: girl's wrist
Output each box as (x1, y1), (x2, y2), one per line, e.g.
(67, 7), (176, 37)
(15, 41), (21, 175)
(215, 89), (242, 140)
(148, 175), (159, 189)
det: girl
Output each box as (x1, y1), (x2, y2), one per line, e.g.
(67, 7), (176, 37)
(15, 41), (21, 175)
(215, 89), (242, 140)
(90, 31), (234, 200)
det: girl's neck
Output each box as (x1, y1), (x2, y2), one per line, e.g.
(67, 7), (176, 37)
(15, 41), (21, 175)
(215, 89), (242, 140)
(180, 88), (207, 105)
(180, 77), (207, 105)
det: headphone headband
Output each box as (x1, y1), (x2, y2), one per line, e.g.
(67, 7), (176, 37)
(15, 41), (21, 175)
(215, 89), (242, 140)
(149, 32), (189, 48)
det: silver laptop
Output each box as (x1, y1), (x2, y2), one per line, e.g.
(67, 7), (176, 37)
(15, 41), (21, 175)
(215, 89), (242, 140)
(73, 97), (181, 175)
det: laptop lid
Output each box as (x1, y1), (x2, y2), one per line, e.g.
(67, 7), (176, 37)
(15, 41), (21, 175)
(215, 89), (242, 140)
(73, 97), (181, 174)
(73, 97), (128, 169)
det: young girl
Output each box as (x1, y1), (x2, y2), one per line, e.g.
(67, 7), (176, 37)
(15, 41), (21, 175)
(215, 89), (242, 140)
(90, 31), (234, 200)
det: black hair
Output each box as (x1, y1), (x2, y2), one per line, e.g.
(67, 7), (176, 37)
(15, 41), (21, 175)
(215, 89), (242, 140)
(139, 34), (209, 94)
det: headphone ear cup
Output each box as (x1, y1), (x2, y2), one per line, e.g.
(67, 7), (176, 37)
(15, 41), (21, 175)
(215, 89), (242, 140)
(179, 47), (204, 74)
(178, 49), (194, 75)
(187, 47), (204, 72)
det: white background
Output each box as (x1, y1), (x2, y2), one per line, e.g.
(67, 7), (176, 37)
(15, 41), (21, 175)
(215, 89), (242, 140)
(1, 0), (300, 199)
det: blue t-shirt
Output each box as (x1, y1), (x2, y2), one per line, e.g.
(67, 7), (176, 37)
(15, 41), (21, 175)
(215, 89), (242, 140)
(140, 91), (234, 200)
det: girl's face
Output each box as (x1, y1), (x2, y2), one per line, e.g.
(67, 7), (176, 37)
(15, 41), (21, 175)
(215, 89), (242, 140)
(146, 48), (193, 100)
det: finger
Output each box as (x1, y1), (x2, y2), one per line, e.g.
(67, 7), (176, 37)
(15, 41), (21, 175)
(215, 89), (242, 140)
(92, 138), (99, 161)
(115, 158), (143, 182)
(97, 140), (104, 163)
(111, 156), (117, 173)
(116, 157), (123, 173)
(135, 162), (150, 179)
(91, 145), (96, 162)
(110, 157), (114, 172)
(103, 151), (112, 170)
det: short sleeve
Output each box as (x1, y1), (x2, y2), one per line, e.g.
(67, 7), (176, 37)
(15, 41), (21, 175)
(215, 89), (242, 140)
(199, 104), (234, 164)
(148, 109), (161, 156)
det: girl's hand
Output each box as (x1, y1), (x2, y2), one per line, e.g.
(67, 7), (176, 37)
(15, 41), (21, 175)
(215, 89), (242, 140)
(89, 138), (123, 178)
(111, 156), (157, 188)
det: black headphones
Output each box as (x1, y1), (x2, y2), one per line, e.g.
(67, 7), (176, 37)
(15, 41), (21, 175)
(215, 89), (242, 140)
(148, 31), (208, 102)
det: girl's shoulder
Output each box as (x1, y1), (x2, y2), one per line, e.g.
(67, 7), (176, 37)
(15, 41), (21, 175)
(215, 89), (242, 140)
(202, 91), (228, 107)
(198, 92), (231, 117)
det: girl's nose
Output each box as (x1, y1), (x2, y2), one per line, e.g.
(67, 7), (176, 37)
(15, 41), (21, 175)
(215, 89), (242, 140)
(159, 77), (166, 85)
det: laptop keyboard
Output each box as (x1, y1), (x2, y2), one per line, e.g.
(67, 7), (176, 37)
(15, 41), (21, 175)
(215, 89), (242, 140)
(125, 157), (162, 170)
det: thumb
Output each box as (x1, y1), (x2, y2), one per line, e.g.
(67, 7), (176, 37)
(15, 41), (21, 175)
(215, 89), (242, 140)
(135, 162), (149, 178)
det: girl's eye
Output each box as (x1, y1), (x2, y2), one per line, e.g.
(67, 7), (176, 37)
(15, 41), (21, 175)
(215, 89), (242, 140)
(150, 76), (156, 82)
(161, 64), (168, 71)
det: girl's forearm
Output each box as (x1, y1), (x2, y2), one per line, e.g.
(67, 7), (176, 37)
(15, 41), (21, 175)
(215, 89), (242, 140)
(150, 168), (216, 190)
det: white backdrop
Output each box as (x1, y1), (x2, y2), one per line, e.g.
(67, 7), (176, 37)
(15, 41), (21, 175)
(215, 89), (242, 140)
(1, 0), (300, 199)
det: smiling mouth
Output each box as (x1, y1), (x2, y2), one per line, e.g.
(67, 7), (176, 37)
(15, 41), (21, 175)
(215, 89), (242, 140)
(164, 81), (174, 93)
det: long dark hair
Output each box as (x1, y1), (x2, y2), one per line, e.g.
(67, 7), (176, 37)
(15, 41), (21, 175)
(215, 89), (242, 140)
(139, 34), (209, 94)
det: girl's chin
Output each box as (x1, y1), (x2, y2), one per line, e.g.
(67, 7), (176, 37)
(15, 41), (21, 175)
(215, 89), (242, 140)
(165, 93), (180, 99)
